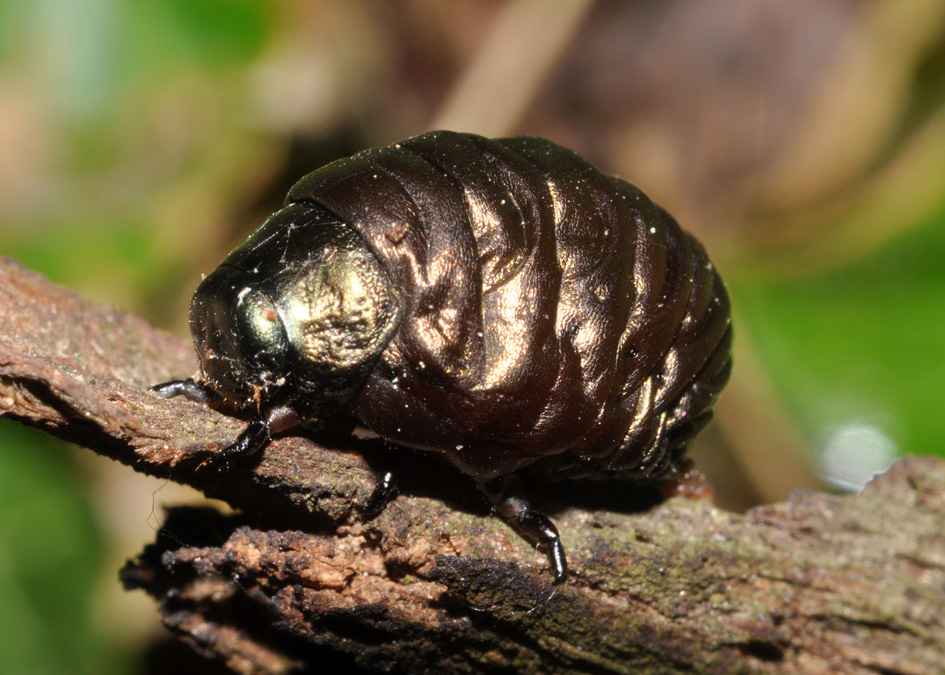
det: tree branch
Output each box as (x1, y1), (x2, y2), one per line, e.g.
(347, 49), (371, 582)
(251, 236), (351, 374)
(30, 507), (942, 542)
(0, 256), (942, 674)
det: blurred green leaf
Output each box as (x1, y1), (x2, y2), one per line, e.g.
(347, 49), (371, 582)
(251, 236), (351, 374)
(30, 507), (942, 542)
(0, 423), (122, 674)
(114, 0), (273, 86)
(158, 0), (272, 67)
(737, 200), (945, 469)
(2, 216), (167, 305)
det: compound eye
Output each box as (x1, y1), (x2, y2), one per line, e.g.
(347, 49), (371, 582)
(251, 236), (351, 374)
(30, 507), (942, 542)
(189, 266), (289, 401)
(238, 287), (281, 350)
(235, 286), (288, 375)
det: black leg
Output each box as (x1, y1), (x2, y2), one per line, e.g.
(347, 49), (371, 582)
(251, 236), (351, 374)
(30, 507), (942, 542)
(364, 470), (398, 519)
(149, 378), (218, 404)
(481, 476), (568, 582)
(516, 510), (567, 583)
(206, 418), (271, 469)
(151, 379), (276, 470)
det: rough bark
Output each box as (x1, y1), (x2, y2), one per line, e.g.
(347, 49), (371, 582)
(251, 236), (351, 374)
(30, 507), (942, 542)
(0, 255), (942, 674)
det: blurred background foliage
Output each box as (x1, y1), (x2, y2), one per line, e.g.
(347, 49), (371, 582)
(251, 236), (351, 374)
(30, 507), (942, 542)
(1, 0), (943, 672)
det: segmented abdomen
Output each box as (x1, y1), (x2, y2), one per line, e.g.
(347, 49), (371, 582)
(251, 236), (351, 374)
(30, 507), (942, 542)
(287, 131), (732, 480)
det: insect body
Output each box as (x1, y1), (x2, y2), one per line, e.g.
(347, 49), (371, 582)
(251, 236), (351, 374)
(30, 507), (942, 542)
(152, 131), (732, 581)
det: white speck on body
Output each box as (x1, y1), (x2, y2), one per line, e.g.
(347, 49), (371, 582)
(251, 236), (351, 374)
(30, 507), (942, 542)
(236, 287), (252, 306)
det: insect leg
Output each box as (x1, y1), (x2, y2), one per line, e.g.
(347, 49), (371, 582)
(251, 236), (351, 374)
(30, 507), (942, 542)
(364, 470), (399, 518)
(480, 475), (567, 582)
(149, 378), (218, 404)
(206, 418), (271, 469)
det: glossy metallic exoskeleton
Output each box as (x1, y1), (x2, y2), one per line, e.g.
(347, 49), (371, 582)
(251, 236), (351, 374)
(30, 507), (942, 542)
(152, 131), (733, 581)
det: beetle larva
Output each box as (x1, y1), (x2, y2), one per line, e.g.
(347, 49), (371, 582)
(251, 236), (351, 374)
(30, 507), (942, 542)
(152, 130), (732, 581)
